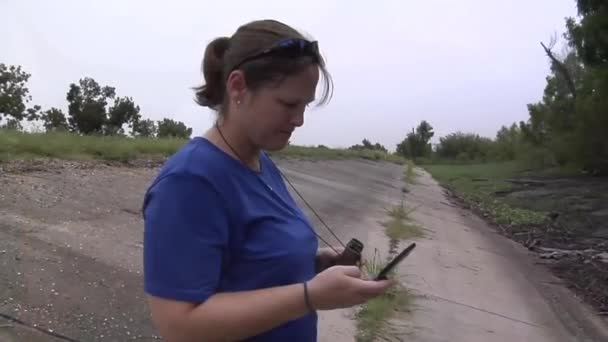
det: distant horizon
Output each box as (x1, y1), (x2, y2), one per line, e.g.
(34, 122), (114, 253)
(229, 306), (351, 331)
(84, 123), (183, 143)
(2, 1), (578, 152)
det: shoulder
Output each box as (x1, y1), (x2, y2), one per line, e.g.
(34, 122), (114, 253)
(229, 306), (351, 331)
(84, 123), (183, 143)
(156, 137), (231, 180)
(143, 137), (238, 212)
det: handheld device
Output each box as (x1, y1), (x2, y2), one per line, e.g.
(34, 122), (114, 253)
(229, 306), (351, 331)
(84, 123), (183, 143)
(335, 238), (364, 266)
(375, 242), (416, 280)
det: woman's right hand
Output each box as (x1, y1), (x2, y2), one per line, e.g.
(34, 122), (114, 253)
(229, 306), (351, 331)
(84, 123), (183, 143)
(306, 265), (394, 310)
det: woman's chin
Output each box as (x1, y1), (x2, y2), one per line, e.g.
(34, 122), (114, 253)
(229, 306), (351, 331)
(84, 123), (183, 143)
(263, 137), (291, 151)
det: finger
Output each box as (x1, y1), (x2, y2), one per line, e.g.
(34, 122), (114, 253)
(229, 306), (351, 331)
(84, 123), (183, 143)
(354, 279), (394, 297)
(329, 247), (345, 257)
(341, 265), (362, 278)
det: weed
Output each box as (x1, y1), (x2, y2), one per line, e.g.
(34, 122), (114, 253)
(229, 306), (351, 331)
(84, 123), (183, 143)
(355, 200), (419, 341)
(356, 251), (413, 342)
(403, 160), (419, 184)
(382, 202), (423, 241)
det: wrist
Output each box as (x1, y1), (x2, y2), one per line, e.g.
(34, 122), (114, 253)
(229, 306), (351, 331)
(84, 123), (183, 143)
(302, 281), (315, 312)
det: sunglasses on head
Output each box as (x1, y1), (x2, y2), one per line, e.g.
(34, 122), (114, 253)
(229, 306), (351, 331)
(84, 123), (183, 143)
(230, 38), (320, 71)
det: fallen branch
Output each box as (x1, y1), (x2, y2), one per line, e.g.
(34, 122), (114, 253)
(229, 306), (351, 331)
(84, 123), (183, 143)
(537, 247), (601, 260)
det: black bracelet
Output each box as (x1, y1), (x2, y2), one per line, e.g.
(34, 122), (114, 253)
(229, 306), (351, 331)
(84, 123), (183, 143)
(303, 281), (315, 312)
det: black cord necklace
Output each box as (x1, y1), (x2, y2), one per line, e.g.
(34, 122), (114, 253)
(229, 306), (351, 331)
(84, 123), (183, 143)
(213, 122), (346, 252)
(215, 121), (261, 172)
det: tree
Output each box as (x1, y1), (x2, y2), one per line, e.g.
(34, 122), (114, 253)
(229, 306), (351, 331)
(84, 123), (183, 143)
(156, 118), (192, 139)
(0, 63), (40, 124)
(348, 139), (387, 152)
(65, 77), (144, 136)
(41, 108), (69, 131)
(416, 120), (434, 145)
(435, 132), (494, 162)
(106, 96), (141, 135)
(396, 121), (434, 160)
(66, 77), (116, 134)
(519, 1), (608, 173)
(133, 118), (157, 138)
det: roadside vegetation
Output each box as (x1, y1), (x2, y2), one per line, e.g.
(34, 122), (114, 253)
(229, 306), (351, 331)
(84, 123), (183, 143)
(389, 1), (608, 315)
(382, 202), (423, 241)
(424, 162), (547, 227)
(356, 248), (413, 342)
(355, 163), (420, 341)
(0, 129), (404, 164)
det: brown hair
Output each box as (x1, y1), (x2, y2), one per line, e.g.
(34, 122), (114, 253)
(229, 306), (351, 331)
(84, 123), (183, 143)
(193, 19), (333, 113)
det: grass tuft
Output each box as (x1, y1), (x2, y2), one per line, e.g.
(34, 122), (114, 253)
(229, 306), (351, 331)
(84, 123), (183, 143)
(382, 202), (424, 241)
(402, 160), (419, 184)
(356, 249), (413, 342)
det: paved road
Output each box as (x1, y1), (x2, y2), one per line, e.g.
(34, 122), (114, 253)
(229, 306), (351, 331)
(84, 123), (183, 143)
(0, 158), (404, 342)
(5, 158), (605, 342)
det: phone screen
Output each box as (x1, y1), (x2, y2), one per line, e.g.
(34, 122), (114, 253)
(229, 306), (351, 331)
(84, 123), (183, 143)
(375, 242), (416, 280)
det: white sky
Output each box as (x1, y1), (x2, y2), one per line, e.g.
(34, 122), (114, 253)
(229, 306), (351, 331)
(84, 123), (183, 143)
(2, 0), (577, 151)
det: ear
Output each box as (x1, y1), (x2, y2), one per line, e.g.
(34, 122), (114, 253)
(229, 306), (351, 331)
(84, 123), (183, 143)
(226, 70), (247, 103)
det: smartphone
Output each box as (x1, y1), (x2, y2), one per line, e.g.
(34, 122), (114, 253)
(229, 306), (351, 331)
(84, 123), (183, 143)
(375, 242), (416, 280)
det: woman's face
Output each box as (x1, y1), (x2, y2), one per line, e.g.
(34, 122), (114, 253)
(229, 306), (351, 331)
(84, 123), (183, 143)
(229, 65), (320, 151)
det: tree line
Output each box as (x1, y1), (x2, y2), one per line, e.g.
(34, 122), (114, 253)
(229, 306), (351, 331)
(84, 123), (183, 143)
(0, 66), (193, 139)
(393, 0), (607, 175)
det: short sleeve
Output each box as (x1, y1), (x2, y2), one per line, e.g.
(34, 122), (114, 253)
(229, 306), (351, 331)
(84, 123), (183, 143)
(142, 172), (230, 303)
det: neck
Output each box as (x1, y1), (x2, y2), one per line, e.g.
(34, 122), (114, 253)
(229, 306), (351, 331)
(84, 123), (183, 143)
(206, 118), (261, 171)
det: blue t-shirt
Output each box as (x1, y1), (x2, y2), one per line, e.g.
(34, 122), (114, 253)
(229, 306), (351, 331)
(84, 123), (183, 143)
(142, 137), (319, 341)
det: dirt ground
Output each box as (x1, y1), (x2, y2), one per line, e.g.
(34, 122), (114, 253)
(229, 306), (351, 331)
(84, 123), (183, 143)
(0, 157), (403, 341)
(1, 157), (608, 341)
(498, 175), (608, 315)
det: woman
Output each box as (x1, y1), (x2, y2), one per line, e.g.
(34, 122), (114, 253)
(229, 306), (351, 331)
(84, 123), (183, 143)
(142, 19), (393, 341)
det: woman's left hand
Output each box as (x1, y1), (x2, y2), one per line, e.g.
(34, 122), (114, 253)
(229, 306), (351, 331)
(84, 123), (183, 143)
(315, 246), (345, 273)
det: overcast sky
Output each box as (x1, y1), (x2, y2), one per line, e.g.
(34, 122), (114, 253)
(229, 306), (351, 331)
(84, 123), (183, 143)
(2, 0), (578, 150)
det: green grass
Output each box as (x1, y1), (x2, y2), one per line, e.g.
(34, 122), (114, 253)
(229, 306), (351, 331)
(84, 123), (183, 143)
(382, 202), (424, 241)
(356, 249), (413, 342)
(355, 197), (419, 341)
(402, 160), (419, 184)
(0, 129), (186, 162)
(424, 162), (547, 226)
(355, 284), (412, 342)
(0, 129), (406, 164)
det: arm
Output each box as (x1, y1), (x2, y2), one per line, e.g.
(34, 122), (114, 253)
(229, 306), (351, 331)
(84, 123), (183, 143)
(148, 283), (310, 342)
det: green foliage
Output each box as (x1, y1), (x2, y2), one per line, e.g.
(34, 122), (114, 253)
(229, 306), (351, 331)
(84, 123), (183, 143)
(133, 118), (157, 138)
(0, 68), (193, 140)
(349, 138), (388, 153)
(66, 77), (117, 134)
(40, 108), (69, 132)
(517, 1), (608, 174)
(382, 203), (423, 241)
(0, 63), (40, 124)
(0, 129), (406, 164)
(396, 120), (434, 160)
(0, 129), (186, 162)
(435, 132), (494, 162)
(156, 118), (193, 139)
(403, 160), (418, 184)
(355, 283), (412, 342)
(106, 96), (141, 135)
(425, 162), (548, 227)
(356, 235), (413, 342)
